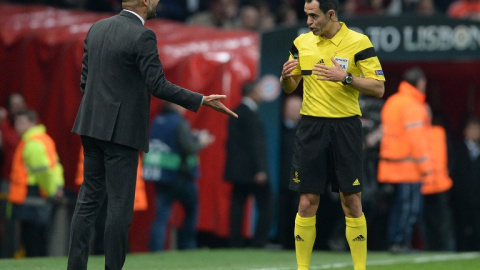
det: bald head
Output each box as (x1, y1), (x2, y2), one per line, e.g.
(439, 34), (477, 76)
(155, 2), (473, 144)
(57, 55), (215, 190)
(122, 0), (159, 20)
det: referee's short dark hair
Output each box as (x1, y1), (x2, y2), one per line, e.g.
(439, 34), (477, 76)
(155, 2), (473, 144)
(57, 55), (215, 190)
(242, 81), (257, 97)
(306, 0), (339, 13)
(402, 67), (426, 86)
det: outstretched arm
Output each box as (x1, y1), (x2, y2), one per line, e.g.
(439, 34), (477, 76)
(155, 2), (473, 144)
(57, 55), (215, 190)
(202, 95), (238, 118)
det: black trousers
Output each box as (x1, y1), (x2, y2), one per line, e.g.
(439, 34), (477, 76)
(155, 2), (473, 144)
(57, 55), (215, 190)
(229, 181), (273, 248)
(68, 136), (138, 270)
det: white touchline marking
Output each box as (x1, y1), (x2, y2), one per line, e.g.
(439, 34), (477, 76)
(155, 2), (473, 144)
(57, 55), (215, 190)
(247, 252), (480, 270)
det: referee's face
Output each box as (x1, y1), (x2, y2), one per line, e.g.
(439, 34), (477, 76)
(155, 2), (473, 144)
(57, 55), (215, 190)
(304, 1), (329, 36)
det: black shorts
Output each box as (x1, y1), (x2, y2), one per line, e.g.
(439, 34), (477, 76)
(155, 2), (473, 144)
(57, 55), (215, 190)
(289, 115), (363, 194)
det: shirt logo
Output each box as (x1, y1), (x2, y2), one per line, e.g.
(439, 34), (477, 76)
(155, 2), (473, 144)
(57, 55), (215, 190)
(353, 179), (360, 186)
(375, 70), (384, 75)
(295, 235), (304, 242)
(333, 57), (349, 71)
(317, 59), (325, 65)
(292, 171), (300, 183)
(352, 235), (366, 241)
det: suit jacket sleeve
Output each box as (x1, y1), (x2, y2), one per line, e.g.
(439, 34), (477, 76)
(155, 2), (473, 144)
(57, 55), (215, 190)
(136, 30), (203, 112)
(80, 32), (89, 95)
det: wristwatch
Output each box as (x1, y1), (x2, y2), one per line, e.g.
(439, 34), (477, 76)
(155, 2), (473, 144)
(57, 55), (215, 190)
(343, 73), (353, 85)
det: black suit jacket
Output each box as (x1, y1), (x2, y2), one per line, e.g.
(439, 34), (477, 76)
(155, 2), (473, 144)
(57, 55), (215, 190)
(224, 102), (268, 183)
(72, 11), (203, 152)
(450, 141), (480, 209)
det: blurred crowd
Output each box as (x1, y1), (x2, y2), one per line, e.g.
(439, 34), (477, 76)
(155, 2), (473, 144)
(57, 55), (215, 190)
(5, 0), (480, 33)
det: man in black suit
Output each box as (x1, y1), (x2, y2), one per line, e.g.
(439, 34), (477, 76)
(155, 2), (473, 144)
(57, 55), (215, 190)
(450, 115), (480, 251)
(67, 1), (237, 269)
(224, 81), (273, 248)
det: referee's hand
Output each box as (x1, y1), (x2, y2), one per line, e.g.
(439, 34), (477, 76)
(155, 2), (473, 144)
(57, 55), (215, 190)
(313, 57), (347, 82)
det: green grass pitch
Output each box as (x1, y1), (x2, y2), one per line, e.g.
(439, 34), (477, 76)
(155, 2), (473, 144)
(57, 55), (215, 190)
(0, 249), (479, 270)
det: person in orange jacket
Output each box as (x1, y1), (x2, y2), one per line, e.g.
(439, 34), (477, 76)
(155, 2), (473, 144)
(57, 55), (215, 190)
(8, 110), (64, 257)
(421, 122), (455, 251)
(74, 147), (147, 254)
(378, 67), (432, 253)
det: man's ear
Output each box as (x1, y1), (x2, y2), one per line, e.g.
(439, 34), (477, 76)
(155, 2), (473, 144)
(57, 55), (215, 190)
(328, 9), (335, 18)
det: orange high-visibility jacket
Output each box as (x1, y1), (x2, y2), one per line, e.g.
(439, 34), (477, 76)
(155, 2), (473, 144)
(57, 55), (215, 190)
(75, 147), (148, 211)
(378, 81), (432, 183)
(421, 125), (453, 195)
(8, 125), (64, 204)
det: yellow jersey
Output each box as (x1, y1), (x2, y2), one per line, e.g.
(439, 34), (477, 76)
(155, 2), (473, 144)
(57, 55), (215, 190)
(289, 22), (385, 118)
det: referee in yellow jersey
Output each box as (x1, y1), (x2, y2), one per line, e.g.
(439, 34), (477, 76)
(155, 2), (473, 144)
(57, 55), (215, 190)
(280, 1), (385, 269)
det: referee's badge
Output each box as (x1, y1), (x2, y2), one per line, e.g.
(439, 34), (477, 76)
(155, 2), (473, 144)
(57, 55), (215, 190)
(292, 171), (300, 183)
(333, 57), (349, 71)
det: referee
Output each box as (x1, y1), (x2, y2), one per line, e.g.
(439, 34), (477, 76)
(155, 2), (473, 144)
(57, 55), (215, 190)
(280, 1), (385, 269)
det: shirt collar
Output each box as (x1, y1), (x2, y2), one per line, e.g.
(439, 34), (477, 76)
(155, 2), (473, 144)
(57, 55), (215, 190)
(242, 97), (258, 111)
(123, 9), (145, 25)
(465, 139), (480, 160)
(317, 22), (348, 46)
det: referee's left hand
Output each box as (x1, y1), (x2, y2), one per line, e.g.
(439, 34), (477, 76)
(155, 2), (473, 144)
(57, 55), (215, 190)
(313, 57), (348, 82)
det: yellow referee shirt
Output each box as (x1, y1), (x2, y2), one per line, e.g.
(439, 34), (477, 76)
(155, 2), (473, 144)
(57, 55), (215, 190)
(289, 22), (385, 118)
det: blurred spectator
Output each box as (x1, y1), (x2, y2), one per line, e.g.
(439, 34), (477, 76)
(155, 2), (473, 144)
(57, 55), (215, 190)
(276, 5), (298, 26)
(415, 0), (437, 15)
(378, 67), (432, 253)
(8, 110), (64, 257)
(447, 0), (480, 21)
(277, 95), (302, 250)
(143, 102), (214, 251)
(450, 115), (480, 251)
(260, 13), (277, 30)
(0, 93), (27, 185)
(421, 120), (455, 251)
(156, 0), (209, 22)
(224, 81), (273, 248)
(339, 0), (360, 18)
(254, 0), (278, 30)
(188, 0), (240, 29)
(238, 5), (261, 30)
(0, 93), (27, 258)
